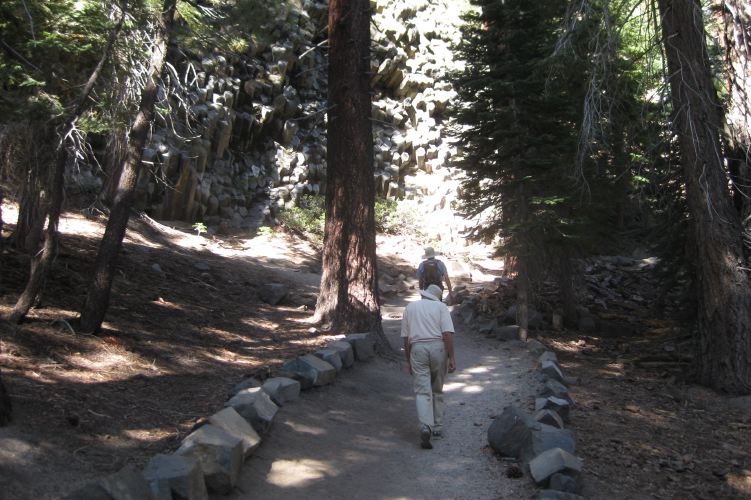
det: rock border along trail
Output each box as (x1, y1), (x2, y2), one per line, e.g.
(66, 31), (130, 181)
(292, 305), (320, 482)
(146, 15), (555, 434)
(222, 293), (539, 500)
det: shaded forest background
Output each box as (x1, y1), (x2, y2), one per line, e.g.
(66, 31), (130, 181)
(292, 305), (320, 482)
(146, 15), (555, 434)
(0, 0), (750, 448)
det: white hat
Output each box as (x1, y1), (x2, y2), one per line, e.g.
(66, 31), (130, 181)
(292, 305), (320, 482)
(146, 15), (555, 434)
(419, 284), (443, 301)
(422, 246), (436, 259)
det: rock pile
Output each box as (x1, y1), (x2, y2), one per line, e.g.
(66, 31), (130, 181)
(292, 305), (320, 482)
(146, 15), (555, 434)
(452, 254), (662, 338)
(487, 343), (585, 500)
(64, 332), (377, 500)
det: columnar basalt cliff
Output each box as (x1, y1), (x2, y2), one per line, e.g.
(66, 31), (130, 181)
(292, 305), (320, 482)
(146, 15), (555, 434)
(68, 0), (469, 236)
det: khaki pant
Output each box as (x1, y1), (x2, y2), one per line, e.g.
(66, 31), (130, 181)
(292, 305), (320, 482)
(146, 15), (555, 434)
(409, 340), (447, 432)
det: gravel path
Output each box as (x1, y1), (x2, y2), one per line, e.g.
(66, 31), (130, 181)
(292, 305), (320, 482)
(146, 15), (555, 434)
(222, 298), (539, 500)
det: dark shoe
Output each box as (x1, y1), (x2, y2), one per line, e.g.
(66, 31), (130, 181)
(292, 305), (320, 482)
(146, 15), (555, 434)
(420, 425), (432, 449)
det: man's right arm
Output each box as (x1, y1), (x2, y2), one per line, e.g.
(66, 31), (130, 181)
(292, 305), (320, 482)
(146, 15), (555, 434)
(403, 337), (412, 374)
(439, 260), (452, 294)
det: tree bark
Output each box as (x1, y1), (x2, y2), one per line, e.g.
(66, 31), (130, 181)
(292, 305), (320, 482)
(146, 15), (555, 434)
(659, 0), (751, 394)
(13, 139), (49, 254)
(719, 1), (751, 220)
(0, 373), (11, 427)
(6, 10), (125, 323)
(79, 0), (176, 333)
(555, 251), (577, 327)
(516, 184), (529, 342)
(314, 0), (388, 351)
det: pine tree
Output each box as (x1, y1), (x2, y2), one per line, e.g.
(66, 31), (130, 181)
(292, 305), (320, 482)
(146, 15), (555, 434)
(451, 0), (595, 326)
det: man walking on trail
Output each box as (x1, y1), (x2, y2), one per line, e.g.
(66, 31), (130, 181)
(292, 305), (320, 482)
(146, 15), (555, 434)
(417, 246), (452, 297)
(401, 283), (456, 449)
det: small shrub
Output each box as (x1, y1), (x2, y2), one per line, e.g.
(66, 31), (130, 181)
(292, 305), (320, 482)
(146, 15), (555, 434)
(280, 196), (428, 243)
(375, 197), (425, 237)
(192, 222), (207, 236)
(278, 195), (325, 244)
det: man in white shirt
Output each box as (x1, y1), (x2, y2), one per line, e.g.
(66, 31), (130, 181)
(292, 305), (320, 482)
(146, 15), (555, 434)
(401, 284), (456, 449)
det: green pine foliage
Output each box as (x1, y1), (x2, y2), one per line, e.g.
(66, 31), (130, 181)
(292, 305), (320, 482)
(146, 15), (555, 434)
(0, 0), (115, 117)
(451, 0), (597, 277)
(450, 0), (677, 277)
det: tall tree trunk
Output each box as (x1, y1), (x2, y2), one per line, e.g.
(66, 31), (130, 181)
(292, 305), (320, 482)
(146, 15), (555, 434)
(516, 183), (529, 342)
(555, 251), (577, 327)
(13, 136), (49, 254)
(659, 0), (751, 394)
(719, 1), (751, 220)
(314, 0), (388, 350)
(6, 10), (125, 323)
(0, 373), (11, 427)
(0, 187), (4, 244)
(79, 0), (176, 333)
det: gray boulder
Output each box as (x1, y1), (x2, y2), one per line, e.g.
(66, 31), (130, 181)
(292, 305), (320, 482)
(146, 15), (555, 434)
(495, 325), (520, 341)
(503, 305), (544, 328)
(326, 340), (355, 368)
(63, 484), (112, 500)
(230, 377), (261, 396)
(280, 357), (317, 389)
(540, 379), (571, 403)
(534, 409), (564, 429)
(176, 425), (243, 494)
(207, 407), (261, 459)
(526, 339), (548, 355)
(538, 491), (584, 500)
(529, 448), (582, 486)
(538, 351), (558, 365)
(261, 377), (301, 405)
(535, 396), (572, 423)
(99, 466), (155, 500)
(142, 454), (209, 500)
(541, 360), (565, 383)
(550, 472), (579, 493)
(314, 347), (343, 372)
(259, 283), (288, 305)
(522, 424), (576, 462)
(345, 333), (376, 360)
(487, 406), (538, 458)
(477, 319), (498, 336)
(281, 355), (337, 388)
(225, 387), (278, 434)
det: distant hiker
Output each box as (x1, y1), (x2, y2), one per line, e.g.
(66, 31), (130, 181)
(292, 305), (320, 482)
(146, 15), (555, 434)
(417, 246), (452, 295)
(401, 283), (456, 449)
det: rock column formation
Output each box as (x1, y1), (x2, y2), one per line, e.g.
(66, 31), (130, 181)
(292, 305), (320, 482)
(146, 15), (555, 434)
(68, 0), (470, 238)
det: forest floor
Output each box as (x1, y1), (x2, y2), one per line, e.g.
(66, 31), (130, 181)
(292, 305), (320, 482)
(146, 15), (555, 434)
(0, 200), (750, 499)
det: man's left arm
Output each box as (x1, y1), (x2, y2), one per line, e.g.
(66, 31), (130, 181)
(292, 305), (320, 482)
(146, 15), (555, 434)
(439, 305), (456, 372)
(401, 308), (412, 374)
(442, 331), (456, 372)
(403, 337), (412, 374)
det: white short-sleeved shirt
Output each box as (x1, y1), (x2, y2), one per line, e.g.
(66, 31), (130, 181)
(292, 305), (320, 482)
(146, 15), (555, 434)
(401, 296), (455, 344)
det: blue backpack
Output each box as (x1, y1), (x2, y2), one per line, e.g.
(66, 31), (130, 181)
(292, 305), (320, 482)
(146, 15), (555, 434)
(420, 260), (442, 289)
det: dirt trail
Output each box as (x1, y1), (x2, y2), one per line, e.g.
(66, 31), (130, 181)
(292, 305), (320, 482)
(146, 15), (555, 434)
(222, 291), (539, 500)
(1, 203), (543, 499)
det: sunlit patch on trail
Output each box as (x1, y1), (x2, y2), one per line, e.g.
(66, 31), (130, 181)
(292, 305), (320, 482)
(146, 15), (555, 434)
(266, 458), (338, 487)
(285, 422), (326, 436)
(465, 366), (489, 374)
(443, 382), (483, 393)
